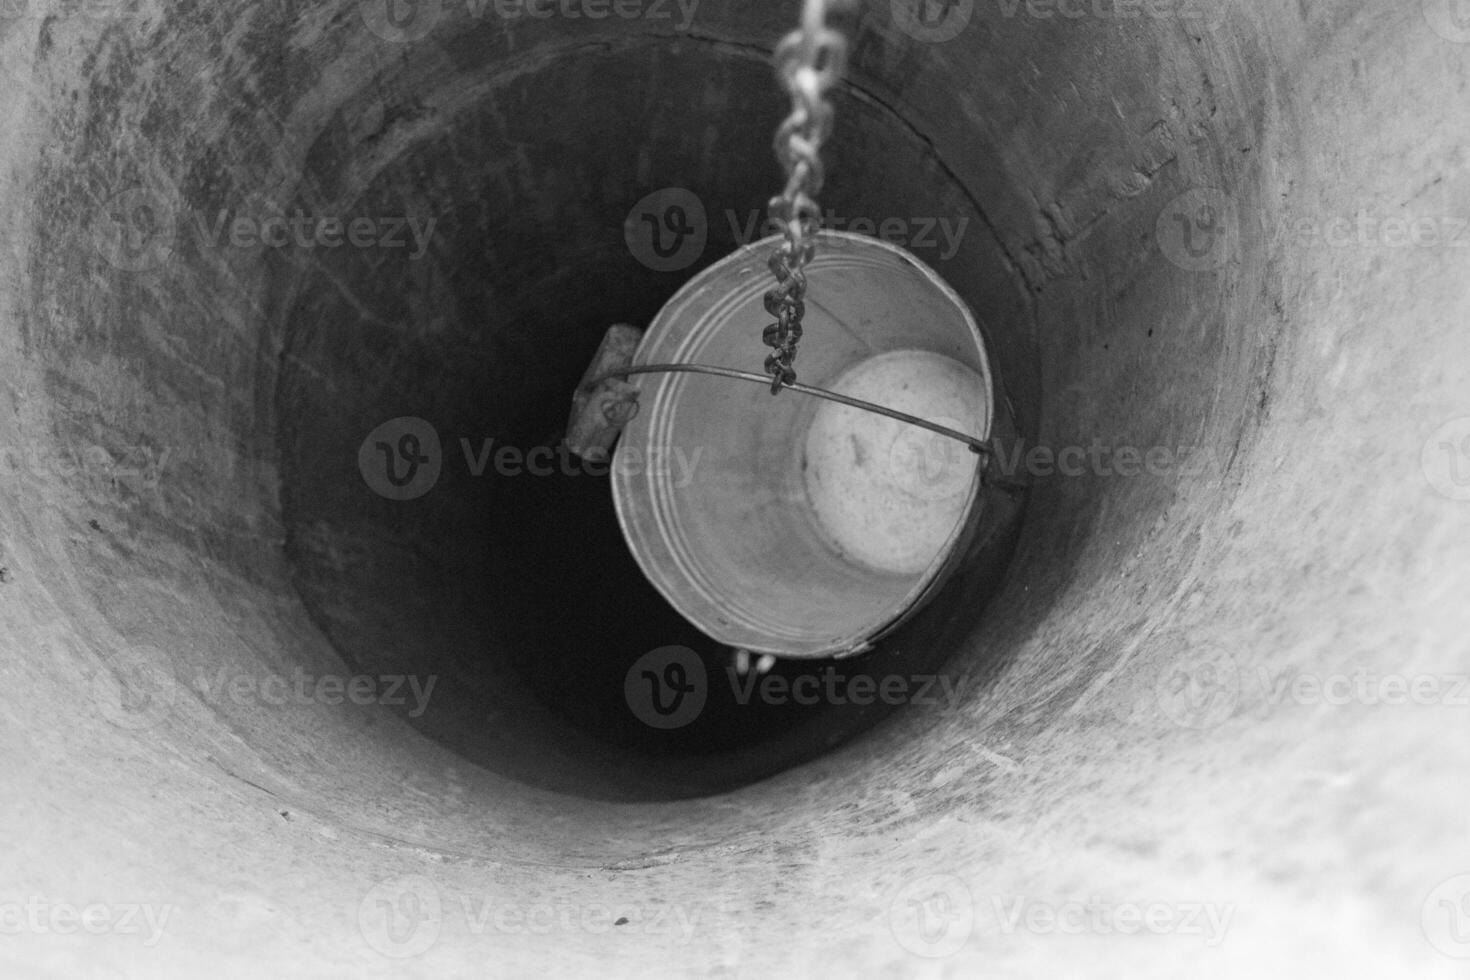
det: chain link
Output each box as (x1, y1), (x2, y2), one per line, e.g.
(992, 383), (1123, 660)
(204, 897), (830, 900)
(762, 0), (850, 394)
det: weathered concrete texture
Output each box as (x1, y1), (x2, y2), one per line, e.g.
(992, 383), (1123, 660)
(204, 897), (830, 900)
(0, 0), (1467, 977)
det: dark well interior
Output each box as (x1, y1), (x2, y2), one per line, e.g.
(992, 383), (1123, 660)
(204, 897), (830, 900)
(3, 1), (1468, 976)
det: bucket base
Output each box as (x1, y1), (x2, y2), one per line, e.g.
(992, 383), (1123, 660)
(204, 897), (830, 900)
(802, 350), (990, 576)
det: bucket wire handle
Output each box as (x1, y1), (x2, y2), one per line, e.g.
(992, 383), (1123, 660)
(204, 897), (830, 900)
(582, 361), (989, 456)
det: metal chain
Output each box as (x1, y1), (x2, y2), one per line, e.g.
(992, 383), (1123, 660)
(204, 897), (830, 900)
(762, 0), (850, 394)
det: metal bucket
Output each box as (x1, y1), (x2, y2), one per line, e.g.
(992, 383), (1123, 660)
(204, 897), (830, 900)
(612, 231), (995, 659)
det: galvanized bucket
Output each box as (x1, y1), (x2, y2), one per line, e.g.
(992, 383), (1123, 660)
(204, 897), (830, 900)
(612, 231), (995, 659)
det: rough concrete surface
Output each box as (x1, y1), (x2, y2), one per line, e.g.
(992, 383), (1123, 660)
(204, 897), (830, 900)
(1, 0), (1468, 977)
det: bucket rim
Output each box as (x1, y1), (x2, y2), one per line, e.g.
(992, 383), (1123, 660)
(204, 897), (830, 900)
(611, 230), (995, 659)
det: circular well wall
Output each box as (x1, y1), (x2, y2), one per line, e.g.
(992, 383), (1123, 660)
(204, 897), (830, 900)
(2, 1), (1468, 976)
